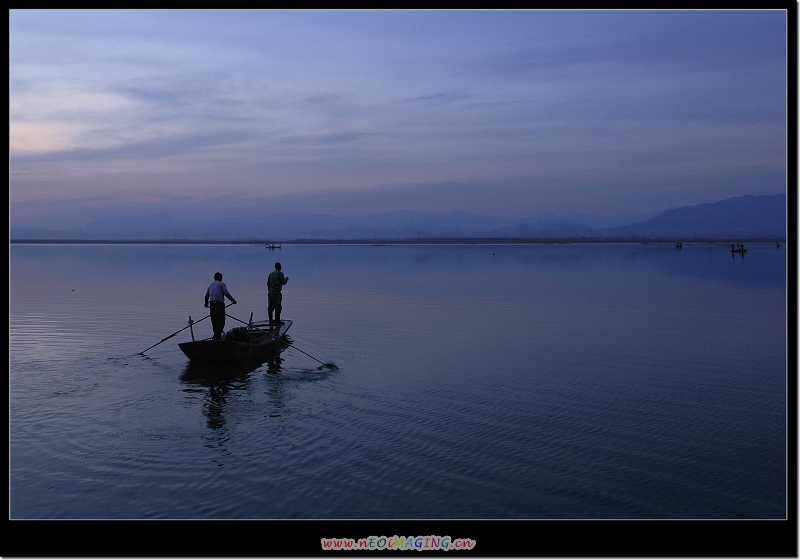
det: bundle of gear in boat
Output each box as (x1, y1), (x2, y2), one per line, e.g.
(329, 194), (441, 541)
(223, 326), (256, 342)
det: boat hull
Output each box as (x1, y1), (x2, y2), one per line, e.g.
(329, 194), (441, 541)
(179, 320), (292, 364)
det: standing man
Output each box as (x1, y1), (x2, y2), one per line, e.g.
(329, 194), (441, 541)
(204, 272), (237, 340)
(267, 262), (289, 329)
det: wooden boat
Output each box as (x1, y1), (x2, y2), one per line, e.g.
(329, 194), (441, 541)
(179, 320), (292, 364)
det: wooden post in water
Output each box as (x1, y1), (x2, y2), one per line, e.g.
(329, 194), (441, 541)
(188, 316), (195, 341)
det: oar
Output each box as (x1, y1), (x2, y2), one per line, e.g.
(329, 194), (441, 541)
(286, 342), (338, 370)
(140, 302), (234, 354)
(224, 313), (337, 370)
(226, 313), (250, 326)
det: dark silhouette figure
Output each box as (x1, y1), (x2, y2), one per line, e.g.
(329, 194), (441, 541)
(267, 262), (289, 329)
(205, 272), (237, 340)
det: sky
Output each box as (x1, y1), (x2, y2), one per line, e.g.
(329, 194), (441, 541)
(9, 9), (789, 229)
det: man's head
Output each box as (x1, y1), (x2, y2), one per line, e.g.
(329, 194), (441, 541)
(214, 272), (223, 281)
(275, 262), (281, 270)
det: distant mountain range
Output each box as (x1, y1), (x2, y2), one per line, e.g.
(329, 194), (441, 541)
(9, 193), (787, 242)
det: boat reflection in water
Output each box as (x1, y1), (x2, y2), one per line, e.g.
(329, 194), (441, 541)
(179, 337), (334, 433)
(179, 338), (291, 384)
(180, 342), (290, 432)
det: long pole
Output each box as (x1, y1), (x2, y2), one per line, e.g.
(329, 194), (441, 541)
(285, 342), (337, 370)
(219, 313), (337, 369)
(140, 302), (234, 354)
(224, 314), (337, 369)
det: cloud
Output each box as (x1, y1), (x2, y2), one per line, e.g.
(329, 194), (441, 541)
(398, 91), (471, 105)
(9, 9), (788, 230)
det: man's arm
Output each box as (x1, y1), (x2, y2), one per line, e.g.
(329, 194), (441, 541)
(223, 284), (237, 304)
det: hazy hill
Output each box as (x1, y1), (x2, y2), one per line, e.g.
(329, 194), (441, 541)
(9, 193), (786, 242)
(606, 194), (786, 240)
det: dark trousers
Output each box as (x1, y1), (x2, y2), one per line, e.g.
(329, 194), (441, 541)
(268, 292), (282, 322)
(210, 300), (226, 340)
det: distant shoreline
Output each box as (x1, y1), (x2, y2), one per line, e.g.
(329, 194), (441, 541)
(8, 237), (786, 245)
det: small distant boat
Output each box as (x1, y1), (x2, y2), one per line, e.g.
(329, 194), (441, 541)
(731, 248), (748, 254)
(179, 320), (292, 364)
(265, 243), (282, 250)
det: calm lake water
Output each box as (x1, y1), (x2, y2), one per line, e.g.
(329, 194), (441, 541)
(9, 242), (789, 547)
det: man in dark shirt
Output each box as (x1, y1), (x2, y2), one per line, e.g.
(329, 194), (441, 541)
(267, 262), (289, 329)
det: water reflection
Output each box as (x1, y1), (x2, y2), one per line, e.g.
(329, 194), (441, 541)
(10, 243), (785, 520)
(182, 346), (334, 434)
(264, 354), (285, 376)
(262, 358), (335, 420)
(179, 339), (290, 382)
(10, 243), (786, 309)
(176, 335), (336, 434)
(180, 343), (290, 431)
